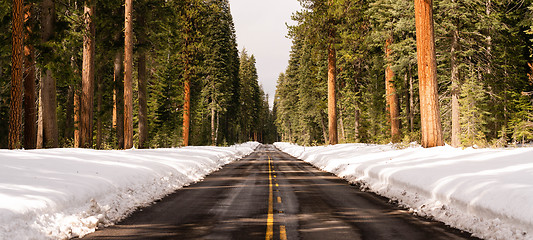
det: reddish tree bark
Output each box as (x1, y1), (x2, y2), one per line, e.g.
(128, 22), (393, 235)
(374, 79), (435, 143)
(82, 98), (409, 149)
(327, 41), (338, 145)
(182, 18), (192, 147)
(80, 2), (95, 148)
(123, 0), (133, 149)
(414, 0), (444, 148)
(9, 0), (24, 149)
(385, 37), (401, 143)
(182, 66), (191, 146)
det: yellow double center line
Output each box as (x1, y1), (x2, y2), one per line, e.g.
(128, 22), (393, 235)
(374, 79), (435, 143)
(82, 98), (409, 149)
(266, 155), (274, 240)
(266, 154), (287, 240)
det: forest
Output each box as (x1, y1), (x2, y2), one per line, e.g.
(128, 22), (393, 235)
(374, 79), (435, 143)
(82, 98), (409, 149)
(275, 0), (533, 147)
(1, 0), (276, 149)
(4, 0), (533, 150)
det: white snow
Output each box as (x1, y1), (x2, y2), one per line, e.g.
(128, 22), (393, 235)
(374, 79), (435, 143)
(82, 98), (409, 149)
(0, 142), (259, 240)
(274, 142), (533, 240)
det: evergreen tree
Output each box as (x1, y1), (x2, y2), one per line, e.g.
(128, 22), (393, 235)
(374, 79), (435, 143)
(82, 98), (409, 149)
(238, 49), (260, 141)
(123, 0), (133, 149)
(9, 0), (24, 149)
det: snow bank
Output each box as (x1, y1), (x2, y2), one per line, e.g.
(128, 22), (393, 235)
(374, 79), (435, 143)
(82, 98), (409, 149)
(274, 142), (533, 240)
(0, 142), (259, 240)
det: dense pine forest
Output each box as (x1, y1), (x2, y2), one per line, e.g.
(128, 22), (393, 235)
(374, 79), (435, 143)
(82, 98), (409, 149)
(0, 0), (276, 149)
(275, 0), (533, 147)
(3, 0), (533, 150)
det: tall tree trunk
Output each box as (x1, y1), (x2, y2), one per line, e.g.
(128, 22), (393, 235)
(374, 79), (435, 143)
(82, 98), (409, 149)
(414, 0), (444, 148)
(123, 0), (133, 149)
(182, 40), (192, 146)
(385, 36), (401, 143)
(327, 41), (338, 145)
(41, 0), (58, 148)
(42, 70), (58, 148)
(183, 66), (191, 146)
(182, 13), (192, 147)
(80, 2), (95, 148)
(23, 4), (37, 149)
(450, 26), (460, 147)
(113, 51), (124, 149)
(9, 0), (24, 149)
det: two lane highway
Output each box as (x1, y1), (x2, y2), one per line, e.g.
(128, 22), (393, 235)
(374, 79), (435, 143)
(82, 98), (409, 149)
(82, 145), (477, 240)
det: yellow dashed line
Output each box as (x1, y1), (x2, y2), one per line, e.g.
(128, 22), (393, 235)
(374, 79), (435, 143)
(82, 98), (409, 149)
(280, 225), (287, 240)
(266, 155), (273, 240)
(266, 152), (288, 240)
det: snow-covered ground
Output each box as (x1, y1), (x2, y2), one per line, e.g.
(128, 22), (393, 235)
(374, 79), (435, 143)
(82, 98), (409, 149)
(274, 142), (533, 240)
(0, 142), (259, 240)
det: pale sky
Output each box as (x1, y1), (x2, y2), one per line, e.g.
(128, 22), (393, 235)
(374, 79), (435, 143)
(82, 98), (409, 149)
(229, 0), (302, 108)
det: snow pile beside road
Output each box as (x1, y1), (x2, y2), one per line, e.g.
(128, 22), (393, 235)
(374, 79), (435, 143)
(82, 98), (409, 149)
(274, 142), (533, 240)
(0, 142), (259, 240)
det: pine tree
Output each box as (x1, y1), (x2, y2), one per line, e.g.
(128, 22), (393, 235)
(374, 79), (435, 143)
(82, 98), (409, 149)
(0, 0), (265, 148)
(180, 1), (205, 146)
(9, 0), (24, 149)
(80, 1), (95, 148)
(414, 0), (444, 148)
(123, 0), (133, 149)
(385, 36), (401, 143)
(238, 49), (260, 141)
(291, 0), (344, 145)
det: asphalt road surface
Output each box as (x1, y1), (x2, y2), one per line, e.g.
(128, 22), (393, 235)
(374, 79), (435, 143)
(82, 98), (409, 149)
(81, 144), (478, 240)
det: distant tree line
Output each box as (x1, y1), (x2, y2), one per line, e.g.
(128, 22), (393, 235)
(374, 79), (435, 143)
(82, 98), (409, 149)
(275, 0), (533, 147)
(1, 0), (276, 149)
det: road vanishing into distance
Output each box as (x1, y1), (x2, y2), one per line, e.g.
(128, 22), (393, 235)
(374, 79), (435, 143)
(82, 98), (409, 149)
(82, 145), (478, 240)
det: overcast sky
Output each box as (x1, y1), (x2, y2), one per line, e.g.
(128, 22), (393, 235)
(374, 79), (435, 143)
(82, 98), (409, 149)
(229, 0), (302, 108)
